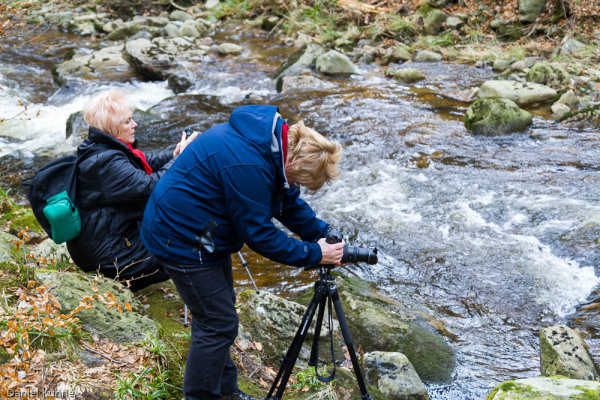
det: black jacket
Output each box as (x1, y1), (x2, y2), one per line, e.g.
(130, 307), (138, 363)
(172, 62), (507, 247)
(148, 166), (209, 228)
(67, 127), (173, 274)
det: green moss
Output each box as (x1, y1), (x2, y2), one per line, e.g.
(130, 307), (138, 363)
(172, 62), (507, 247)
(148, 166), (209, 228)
(574, 386), (600, 399)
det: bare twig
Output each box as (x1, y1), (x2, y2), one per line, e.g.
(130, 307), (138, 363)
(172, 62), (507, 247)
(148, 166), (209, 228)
(81, 343), (129, 365)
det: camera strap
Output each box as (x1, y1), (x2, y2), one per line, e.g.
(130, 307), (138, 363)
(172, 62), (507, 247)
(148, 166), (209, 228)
(314, 296), (336, 383)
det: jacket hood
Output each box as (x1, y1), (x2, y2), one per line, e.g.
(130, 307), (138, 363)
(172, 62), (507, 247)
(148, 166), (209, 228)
(78, 127), (139, 156)
(229, 105), (289, 188)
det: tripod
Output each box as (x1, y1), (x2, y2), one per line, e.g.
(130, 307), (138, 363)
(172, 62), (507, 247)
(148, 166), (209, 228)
(266, 266), (372, 400)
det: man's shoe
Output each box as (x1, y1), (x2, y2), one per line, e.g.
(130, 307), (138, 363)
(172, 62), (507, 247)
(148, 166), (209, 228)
(222, 389), (260, 400)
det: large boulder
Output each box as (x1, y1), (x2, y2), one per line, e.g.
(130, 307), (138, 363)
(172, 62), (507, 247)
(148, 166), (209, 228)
(237, 290), (338, 361)
(122, 37), (207, 80)
(465, 98), (532, 135)
(315, 50), (360, 76)
(478, 80), (557, 106)
(487, 377), (600, 399)
(525, 62), (569, 89)
(272, 43), (325, 81)
(294, 273), (456, 383)
(415, 50), (443, 62)
(36, 271), (160, 343)
(519, 0), (547, 24)
(363, 352), (429, 400)
(540, 325), (599, 380)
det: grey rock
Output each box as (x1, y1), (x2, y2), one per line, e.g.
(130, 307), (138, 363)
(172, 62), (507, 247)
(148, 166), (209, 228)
(279, 75), (334, 93)
(424, 10), (446, 35)
(493, 59), (511, 73)
(180, 19), (200, 38)
(66, 111), (87, 141)
(415, 50), (443, 62)
(106, 24), (141, 41)
(478, 80), (557, 106)
(169, 10), (192, 22)
(36, 271), (160, 343)
(315, 50), (360, 75)
(217, 42), (243, 56)
(53, 54), (94, 85)
(168, 69), (196, 94)
(363, 352), (429, 400)
(128, 31), (153, 41)
(510, 56), (545, 71)
(562, 38), (586, 54)
(383, 45), (411, 65)
(525, 61), (569, 88)
(162, 23), (181, 37)
(551, 102), (570, 117)
(102, 19), (124, 34)
(393, 68), (426, 83)
(465, 97), (532, 135)
(519, 0), (546, 24)
(488, 377), (600, 399)
(205, 0), (220, 8)
(445, 16), (464, 29)
(540, 325), (599, 380)
(557, 89), (579, 107)
(0, 231), (18, 263)
(273, 43), (325, 80)
(31, 238), (70, 263)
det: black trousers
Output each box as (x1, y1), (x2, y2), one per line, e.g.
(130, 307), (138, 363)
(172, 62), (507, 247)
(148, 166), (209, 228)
(160, 258), (239, 400)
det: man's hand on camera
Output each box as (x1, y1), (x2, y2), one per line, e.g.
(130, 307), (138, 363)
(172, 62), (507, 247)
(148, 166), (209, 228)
(173, 131), (199, 158)
(318, 237), (345, 265)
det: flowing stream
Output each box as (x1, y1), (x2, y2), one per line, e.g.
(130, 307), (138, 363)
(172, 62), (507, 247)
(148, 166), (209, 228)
(2, 25), (600, 399)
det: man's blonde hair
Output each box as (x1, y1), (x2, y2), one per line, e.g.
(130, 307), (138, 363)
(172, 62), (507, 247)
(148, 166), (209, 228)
(83, 89), (133, 137)
(287, 121), (342, 191)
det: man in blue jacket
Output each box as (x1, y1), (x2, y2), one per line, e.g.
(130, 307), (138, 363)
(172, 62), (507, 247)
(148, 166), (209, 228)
(141, 105), (345, 400)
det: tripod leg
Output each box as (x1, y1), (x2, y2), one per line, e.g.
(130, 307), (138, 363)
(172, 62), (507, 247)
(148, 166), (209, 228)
(266, 282), (326, 400)
(330, 290), (372, 400)
(308, 291), (328, 367)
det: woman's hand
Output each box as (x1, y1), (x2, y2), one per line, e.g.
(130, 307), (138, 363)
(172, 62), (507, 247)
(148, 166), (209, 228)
(318, 237), (345, 265)
(173, 131), (199, 158)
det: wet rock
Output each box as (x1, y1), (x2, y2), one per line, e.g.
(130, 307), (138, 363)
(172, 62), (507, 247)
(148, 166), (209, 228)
(106, 24), (141, 41)
(415, 50), (443, 62)
(123, 37), (207, 80)
(540, 325), (599, 380)
(315, 50), (360, 75)
(393, 68), (426, 83)
(294, 273), (456, 383)
(518, 0), (546, 24)
(557, 89), (579, 107)
(561, 38), (586, 55)
(478, 80), (557, 106)
(88, 45), (138, 81)
(423, 9), (446, 35)
(161, 23), (181, 37)
(363, 352), (429, 400)
(525, 62), (569, 89)
(382, 45), (412, 65)
(487, 377), (600, 399)
(168, 69), (196, 94)
(128, 31), (153, 41)
(279, 75), (334, 93)
(493, 59), (511, 73)
(170, 10), (192, 22)
(36, 271), (159, 343)
(465, 98), (532, 135)
(551, 102), (570, 117)
(558, 103), (600, 130)
(217, 42), (243, 56)
(52, 54), (95, 85)
(66, 110), (87, 141)
(272, 43), (326, 81)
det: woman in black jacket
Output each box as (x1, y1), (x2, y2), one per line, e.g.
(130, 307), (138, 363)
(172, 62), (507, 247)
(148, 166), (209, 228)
(67, 89), (197, 291)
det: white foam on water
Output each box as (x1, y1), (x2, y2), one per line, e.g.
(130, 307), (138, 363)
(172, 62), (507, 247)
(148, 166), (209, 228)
(0, 81), (173, 158)
(188, 85), (273, 104)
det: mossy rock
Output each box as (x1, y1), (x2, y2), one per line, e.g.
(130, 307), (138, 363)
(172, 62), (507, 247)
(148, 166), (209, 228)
(393, 68), (426, 83)
(486, 377), (600, 399)
(465, 97), (532, 135)
(526, 62), (569, 89)
(36, 271), (159, 343)
(294, 273), (455, 383)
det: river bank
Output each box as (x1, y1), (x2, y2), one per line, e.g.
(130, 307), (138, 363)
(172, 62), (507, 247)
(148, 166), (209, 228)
(2, 0), (600, 399)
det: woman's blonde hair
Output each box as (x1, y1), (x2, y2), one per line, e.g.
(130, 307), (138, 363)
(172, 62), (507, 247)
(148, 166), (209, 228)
(287, 121), (342, 191)
(83, 89), (133, 137)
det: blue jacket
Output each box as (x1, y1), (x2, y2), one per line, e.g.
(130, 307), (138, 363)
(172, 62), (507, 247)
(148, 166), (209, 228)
(141, 105), (329, 267)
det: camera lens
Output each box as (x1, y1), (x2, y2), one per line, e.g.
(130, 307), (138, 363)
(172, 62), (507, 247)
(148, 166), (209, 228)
(342, 245), (378, 265)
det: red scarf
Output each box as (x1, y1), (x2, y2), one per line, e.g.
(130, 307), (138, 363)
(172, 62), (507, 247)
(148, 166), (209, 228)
(282, 123), (288, 165)
(118, 139), (153, 175)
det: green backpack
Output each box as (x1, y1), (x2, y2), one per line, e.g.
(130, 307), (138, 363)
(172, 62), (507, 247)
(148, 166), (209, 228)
(22, 155), (83, 244)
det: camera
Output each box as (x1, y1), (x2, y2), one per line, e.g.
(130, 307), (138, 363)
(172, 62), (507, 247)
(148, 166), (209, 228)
(326, 231), (378, 265)
(183, 127), (195, 139)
